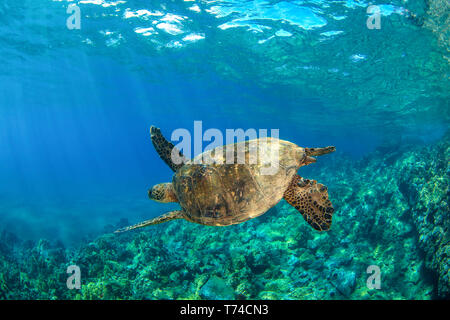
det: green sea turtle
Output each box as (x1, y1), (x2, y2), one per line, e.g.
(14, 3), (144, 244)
(115, 126), (335, 233)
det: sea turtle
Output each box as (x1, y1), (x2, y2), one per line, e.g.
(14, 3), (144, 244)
(115, 126), (335, 233)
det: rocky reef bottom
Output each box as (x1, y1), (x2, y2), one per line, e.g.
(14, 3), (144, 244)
(0, 135), (448, 300)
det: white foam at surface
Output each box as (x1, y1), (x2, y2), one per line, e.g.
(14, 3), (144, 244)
(79, 0), (126, 7)
(134, 27), (157, 37)
(377, 4), (407, 16)
(124, 9), (164, 19)
(160, 13), (186, 23)
(331, 15), (346, 21)
(219, 20), (272, 33)
(320, 30), (344, 37)
(189, 4), (201, 13)
(166, 40), (184, 48)
(182, 33), (205, 42)
(156, 22), (184, 35)
(275, 29), (292, 37)
(258, 35), (275, 44)
(343, 0), (367, 9)
(350, 54), (367, 62)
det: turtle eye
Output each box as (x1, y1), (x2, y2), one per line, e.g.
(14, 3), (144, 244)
(297, 180), (307, 187)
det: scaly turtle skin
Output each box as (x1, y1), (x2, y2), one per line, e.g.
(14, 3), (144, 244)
(115, 126), (335, 233)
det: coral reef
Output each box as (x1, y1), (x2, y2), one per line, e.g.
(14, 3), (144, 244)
(396, 137), (449, 297)
(423, 0), (450, 52)
(0, 136), (448, 300)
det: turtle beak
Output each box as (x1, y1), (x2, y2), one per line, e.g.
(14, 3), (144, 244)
(148, 188), (153, 199)
(305, 156), (317, 165)
(150, 125), (160, 138)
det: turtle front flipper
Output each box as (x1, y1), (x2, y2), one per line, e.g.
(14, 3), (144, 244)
(283, 175), (334, 231)
(114, 210), (185, 233)
(150, 126), (188, 172)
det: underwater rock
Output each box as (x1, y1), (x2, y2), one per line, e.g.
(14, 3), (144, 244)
(199, 276), (235, 300)
(306, 239), (318, 251)
(329, 269), (356, 297)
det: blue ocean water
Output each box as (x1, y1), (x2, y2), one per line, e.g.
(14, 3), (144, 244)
(0, 0), (448, 300)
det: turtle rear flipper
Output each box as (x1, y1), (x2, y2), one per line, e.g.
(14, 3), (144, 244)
(114, 210), (185, 233)
(283, 175), (334, 231)
(150, 126), (188, 172)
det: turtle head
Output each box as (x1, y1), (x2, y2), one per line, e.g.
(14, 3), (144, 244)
(148, 183), (178, 203)
(305, 146), (336, 157)
(302, 146), (336, 166)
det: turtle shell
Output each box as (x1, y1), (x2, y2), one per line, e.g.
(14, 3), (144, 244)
(172, 138), (306, 226)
